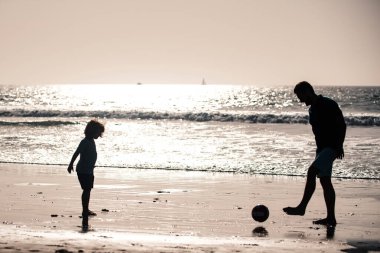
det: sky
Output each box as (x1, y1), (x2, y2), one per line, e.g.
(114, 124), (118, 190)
(0, 0), (379, 86)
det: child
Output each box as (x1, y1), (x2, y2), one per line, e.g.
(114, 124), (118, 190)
(68, 120), (105, 230)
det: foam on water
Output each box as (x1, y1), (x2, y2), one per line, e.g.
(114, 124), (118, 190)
(0, 119), (378, 179)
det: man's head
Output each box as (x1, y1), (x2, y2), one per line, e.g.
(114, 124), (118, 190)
(294, 81), (316, 106)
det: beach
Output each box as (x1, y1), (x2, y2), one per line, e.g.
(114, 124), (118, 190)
(0, 164), (379, 252)
(1, 0), (380, 250)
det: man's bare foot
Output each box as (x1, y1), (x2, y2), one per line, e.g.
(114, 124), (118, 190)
(283, 207), (305, 216)
(313, 218), (337, 227)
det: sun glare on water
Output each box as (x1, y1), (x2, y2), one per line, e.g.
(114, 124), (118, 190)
(53, 84), (236, 113)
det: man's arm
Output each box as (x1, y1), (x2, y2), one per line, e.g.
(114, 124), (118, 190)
(332, 103), (346, 159)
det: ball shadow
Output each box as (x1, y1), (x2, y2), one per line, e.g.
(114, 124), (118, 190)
(252, 226), (269, 237)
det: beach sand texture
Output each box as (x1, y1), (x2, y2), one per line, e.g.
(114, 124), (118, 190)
(0, 164), (379, 252)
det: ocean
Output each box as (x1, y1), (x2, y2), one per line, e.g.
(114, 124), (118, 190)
(0, 84), (379, 179)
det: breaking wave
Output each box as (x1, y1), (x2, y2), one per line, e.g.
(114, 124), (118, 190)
(0, 109), (378, 126)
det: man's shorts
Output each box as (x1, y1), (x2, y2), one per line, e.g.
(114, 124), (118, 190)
(312, 148), (337, 178)
(77, 173), (94, 190)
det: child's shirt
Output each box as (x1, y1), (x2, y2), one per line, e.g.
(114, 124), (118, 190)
(76, 137), (97, 175)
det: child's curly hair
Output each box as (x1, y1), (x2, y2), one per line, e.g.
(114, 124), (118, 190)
(84, 120), (105, 138)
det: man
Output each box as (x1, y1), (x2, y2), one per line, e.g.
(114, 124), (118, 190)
(283, 81), (346, 227)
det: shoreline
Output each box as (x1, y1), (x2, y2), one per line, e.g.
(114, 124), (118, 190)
(0, 163), (379, 252)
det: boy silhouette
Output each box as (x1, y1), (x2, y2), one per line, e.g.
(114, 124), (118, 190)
(68, 120), (105, 231)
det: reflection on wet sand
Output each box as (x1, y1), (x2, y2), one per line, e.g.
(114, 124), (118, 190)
(252, 227), (268, 237)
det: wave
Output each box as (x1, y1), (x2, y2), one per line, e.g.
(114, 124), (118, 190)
(0, 120), (77, 127)
(0, 161), (379, 180)
(0, 109), (379, 126)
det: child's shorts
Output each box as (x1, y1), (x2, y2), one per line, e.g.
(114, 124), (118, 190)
(77, 173), (94, 190)
(312, 148), (337, 178)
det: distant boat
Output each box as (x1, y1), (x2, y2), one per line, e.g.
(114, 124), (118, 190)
(137, 82), (142, 85)
(202, 78), (206, 85)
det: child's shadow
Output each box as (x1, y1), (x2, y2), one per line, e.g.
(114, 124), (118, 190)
(78, 225), (94, 233)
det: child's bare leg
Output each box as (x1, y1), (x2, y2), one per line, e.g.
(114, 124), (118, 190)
(82, 189), (91, 227)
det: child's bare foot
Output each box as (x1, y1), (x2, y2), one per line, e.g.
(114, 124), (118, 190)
(82, 225), (89, 232)
(313, 218), (337, 227)
(283, 207), (305, 216)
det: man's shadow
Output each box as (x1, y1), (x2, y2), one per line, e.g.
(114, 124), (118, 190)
(326, 225), (335, 239)
(341, 240), (380, 253)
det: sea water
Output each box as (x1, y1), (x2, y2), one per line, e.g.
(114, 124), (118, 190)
(0, 84), (379, 179)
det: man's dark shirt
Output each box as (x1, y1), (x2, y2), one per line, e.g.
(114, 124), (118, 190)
(309, 95), (346, 153)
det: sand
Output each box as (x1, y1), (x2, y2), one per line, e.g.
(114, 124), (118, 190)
(0, 164), (379, 252)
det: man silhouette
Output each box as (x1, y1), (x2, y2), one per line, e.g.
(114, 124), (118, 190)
(283, 81), (346, 226)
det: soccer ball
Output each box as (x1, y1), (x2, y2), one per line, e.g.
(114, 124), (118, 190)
(251, 204), (269, 222)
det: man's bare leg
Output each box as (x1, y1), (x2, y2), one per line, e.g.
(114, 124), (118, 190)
(313, 177), (337, 226)
(283, 166), (318, 215)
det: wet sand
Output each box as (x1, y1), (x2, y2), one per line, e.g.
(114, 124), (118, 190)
(0, 164), (379, 252)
